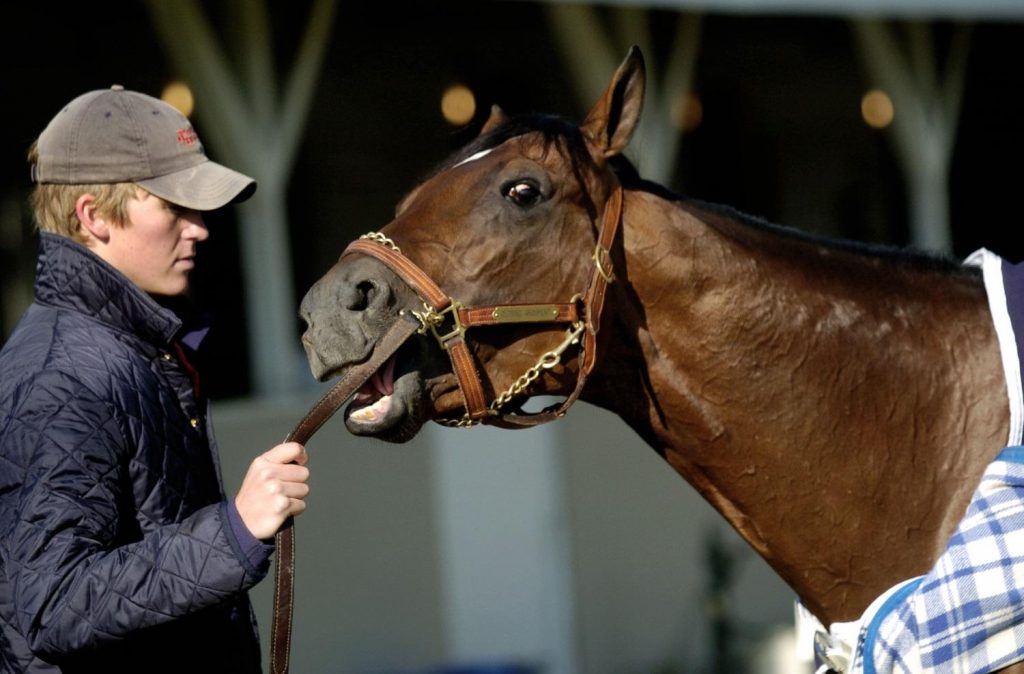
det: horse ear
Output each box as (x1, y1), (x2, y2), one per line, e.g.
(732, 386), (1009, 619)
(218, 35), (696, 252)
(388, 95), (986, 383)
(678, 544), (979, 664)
(479, 104), (508, 136)
(581, 45), (646, 160)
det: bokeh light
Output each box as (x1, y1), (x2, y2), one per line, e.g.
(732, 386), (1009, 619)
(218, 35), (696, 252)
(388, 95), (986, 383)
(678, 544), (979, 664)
(861, 89), (894, 129)
(671, 91), (704, 132)
(161, 81), (195, 118)
(441, 84), (476, 126)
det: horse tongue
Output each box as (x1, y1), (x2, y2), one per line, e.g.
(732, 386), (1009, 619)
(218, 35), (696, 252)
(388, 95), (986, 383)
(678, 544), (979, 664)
(348, 357), (398, 424)
(378, 356), (396, 396)
(354, 355), (397, 406)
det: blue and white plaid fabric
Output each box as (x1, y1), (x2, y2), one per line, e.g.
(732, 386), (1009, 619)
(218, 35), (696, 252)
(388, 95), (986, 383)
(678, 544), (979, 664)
(852, 447), (1024, 673)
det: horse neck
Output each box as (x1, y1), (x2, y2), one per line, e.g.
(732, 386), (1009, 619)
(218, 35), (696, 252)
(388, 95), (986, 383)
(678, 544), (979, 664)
(585, 188), (1009, 624)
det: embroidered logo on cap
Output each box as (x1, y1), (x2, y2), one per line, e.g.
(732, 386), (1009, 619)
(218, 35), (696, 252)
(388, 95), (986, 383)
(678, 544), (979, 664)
(176, 128), (199, 145)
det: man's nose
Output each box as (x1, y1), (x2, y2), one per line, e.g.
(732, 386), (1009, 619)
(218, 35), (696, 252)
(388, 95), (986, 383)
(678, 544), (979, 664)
(185, 212), (209, 241)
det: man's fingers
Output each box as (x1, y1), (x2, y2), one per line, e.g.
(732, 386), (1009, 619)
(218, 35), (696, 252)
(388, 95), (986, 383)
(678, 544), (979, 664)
(235, 443), (311, 539)
(288, 498), (308, 516)
(264, 442), (307, 465)
(262, 463), (309, 484)
(266, 480), (310, 499)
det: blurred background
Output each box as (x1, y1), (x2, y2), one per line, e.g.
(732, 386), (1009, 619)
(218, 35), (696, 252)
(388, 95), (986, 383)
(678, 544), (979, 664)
(2, 1), (1023, 672)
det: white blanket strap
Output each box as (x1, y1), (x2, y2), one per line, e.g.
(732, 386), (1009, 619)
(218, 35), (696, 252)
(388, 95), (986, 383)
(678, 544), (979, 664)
(795, 577), (923, 674)
(965, 248), (1024, 447)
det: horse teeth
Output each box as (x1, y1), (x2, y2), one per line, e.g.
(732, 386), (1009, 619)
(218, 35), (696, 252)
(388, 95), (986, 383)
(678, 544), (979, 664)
(350, 394), (393, 424)
(351, 407), (377, 423)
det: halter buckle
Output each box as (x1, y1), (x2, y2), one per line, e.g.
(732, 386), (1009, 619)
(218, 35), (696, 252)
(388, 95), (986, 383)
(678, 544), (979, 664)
(412, 300), (465, 349)
(593, 243), (615, 283)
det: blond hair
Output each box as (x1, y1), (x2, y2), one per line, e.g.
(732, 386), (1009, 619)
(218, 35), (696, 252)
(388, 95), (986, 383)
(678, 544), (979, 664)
(27, 141), (143, 243)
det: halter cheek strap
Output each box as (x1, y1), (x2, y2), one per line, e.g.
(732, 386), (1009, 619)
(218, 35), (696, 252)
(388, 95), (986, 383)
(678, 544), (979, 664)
(341, 181), (624, 427)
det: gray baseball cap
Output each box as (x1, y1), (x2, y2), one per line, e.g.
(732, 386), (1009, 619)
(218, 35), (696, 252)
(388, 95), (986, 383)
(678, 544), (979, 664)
(31, 85), (256, 211)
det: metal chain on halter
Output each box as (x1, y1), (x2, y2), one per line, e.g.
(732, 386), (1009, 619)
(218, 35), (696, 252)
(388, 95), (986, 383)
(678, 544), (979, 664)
(359, 231), (402, 253)
(489, 321), (585, 409)
(436, 319), (585, 428)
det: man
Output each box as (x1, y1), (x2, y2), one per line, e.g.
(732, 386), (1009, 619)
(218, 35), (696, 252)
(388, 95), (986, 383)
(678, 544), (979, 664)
(0, 86), (309, 672)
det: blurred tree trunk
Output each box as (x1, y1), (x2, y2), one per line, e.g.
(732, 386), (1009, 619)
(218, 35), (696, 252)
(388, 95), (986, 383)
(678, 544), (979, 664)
(851, 19), (971, 253)
(0, 194), (34, 342)
(146, 0), (337, 395)
(543, 3), (703, 188)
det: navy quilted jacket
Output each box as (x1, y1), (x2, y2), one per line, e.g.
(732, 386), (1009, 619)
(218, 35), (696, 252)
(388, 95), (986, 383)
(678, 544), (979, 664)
(0, 233), (267, 672)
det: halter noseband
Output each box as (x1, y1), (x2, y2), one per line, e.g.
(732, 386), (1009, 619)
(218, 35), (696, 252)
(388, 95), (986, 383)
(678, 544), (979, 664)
(340, 182), (624, 429)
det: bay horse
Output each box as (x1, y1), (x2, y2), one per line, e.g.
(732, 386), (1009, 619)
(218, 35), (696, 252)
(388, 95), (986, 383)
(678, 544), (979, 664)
(299, 47), (1017, 669)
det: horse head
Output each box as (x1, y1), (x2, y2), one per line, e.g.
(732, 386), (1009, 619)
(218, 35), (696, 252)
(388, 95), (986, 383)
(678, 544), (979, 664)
(300, 47), (646, 441)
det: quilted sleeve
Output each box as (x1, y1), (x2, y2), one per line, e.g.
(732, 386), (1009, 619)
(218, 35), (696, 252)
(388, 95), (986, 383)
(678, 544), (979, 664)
(0, 370), (264, 659)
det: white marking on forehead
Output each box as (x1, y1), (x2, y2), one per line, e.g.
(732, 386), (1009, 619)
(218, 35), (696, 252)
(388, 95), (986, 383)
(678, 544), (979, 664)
(452, 148), (494, 169)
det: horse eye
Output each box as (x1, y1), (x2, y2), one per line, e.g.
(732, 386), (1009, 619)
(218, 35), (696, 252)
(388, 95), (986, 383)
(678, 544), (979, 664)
(503, 180), (543, 207)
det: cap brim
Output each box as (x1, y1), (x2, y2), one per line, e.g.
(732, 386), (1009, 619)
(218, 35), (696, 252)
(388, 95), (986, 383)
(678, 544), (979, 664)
(136, 160), (256, 211)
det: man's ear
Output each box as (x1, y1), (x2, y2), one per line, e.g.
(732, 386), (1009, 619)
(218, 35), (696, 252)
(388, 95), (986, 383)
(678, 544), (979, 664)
(75, 194), (110, 243)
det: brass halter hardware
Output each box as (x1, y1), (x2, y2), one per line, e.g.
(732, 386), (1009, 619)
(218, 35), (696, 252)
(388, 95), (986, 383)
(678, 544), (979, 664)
(411, 300), (466, 349)
(359, 231), (402, 253)
(593, 243), (616, 283)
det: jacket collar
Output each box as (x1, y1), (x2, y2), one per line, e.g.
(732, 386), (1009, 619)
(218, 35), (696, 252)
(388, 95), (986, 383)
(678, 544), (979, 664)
(34, 232), (183, 346)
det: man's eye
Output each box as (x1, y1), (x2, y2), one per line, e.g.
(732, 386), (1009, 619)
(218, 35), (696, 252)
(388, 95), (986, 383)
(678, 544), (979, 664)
(503, 181), (543, 207)
(167, 203), (190, 219)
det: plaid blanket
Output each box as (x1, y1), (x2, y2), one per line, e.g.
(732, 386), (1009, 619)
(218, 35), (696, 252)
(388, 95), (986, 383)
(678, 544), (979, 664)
(806, 250), (1024, 673)
(850, 447), (1024, 673)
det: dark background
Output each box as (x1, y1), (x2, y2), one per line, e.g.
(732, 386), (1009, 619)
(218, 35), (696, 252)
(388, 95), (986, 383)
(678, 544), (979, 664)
(3, 1), (1023, 398)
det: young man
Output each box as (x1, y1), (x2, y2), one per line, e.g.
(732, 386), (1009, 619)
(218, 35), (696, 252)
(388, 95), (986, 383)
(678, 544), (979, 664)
(0, 86), (309, 672)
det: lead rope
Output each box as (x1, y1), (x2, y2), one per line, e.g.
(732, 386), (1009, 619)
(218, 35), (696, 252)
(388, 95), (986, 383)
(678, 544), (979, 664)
(269, 313), (421, 674)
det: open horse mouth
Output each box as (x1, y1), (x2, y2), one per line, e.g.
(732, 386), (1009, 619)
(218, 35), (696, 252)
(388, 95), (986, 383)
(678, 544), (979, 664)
(327, 343), (423, 441)
(348, 354), (399, 425)
(305, 329), (459, 442)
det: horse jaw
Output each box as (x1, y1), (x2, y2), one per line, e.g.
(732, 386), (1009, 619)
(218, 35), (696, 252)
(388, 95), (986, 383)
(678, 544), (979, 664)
(298, 258), (458, 442)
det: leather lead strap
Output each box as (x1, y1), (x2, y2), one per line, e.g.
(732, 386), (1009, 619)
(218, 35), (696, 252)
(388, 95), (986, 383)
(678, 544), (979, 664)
(269, 313), (421, 674)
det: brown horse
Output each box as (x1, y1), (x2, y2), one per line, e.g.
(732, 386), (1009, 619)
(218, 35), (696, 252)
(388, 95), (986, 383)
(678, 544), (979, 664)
(299, 47), (1017, 667)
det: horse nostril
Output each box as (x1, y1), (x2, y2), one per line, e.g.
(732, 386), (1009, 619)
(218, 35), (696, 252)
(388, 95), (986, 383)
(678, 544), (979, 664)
(348, 280), (378, 312)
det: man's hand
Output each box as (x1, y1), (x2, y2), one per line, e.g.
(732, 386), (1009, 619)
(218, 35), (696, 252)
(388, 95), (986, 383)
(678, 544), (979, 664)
(234, 442), (310, 540)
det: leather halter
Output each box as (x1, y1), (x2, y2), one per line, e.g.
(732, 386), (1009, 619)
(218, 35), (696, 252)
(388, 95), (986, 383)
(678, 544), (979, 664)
(340, 181), (624, 428)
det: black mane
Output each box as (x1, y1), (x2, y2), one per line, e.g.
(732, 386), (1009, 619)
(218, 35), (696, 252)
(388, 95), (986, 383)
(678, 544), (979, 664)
(608, 154), (973, 279)
(431, 114), (975, 279)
